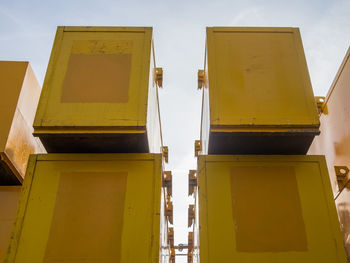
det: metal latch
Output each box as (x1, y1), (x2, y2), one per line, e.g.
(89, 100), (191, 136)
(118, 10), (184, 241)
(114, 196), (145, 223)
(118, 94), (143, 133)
(162, 146), (169, 163)
(335, 166), (349, 189)
(188, 231), (194, 253)
(188, 250), (193, 263)
(188, 170), (198, 196)
(170, 247), (175, 263)
(315, 96), (326, 114)
(154, 67), (163, 88)
(188, 204), (195, 227)
(198, 69), (205, 90)
(162, 171), (172, 197)
(168, 227), (174, 248)
(194, 140), (202, 157)
(165, 194), (173, 224)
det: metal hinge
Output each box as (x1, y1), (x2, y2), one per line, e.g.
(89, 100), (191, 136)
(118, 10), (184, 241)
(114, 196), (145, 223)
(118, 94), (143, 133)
(154, 67), (163, 88)
(194, 140), (202, 157)
(315, 96), (326, 114)
(335, 166), (350, 189)
(162, 146), (169, 163)
(188, 170), (198, 196)
(188, 232), (194, 254)
(168, 227), (174, 248)
(188, 204), (195, 227)
(162, 171), (172, 197)
(188, 250), (193, 263)
(170, 247), (175, 263)
(198, 69), (205, 90)
(165, 194), (173, 224)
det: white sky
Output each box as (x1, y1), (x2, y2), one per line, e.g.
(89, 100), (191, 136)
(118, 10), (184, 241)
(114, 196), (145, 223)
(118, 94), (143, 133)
(1, 0), (349, 262)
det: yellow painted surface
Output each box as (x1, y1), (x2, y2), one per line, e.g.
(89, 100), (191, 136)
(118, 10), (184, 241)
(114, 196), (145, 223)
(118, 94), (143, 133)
(5, 154), (163, 263)
(201, 27), (319, 154)
(0, 186), (21, 263)
(0, 61), (44, 182)
(205, 27), (318, 127)
(33, 27), (162, 153)
(198, 155), (347, 263)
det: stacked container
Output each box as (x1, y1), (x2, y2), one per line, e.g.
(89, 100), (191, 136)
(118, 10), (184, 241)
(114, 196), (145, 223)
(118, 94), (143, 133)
(0, 62), (44, 263)
(192, 27), (348, 263)
(5, 27), (171, 263)
(308, 47), (350, 260)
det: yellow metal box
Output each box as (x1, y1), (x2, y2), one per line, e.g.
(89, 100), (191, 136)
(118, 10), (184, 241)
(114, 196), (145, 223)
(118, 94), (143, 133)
(0, 186), (20, 263)
(6, 154), (165, 263)
(0, 62), (44, 184)
(200, 27), (319, 155)
(33, 27), (163, 153)
(308, 47), (350, 259)
(197, 155), (347, 263)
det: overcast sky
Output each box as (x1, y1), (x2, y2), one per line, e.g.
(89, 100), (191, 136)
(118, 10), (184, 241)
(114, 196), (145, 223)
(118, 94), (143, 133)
(1, 0), (349, 262)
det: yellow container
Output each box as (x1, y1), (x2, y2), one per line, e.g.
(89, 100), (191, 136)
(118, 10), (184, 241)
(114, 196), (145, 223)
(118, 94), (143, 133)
(33, 27), (163, 153)
(0, 186), (20, 263)
(197, 155), (347, 263)
(200, 27), (319, 155)
(6, 154), (165, 263)
(308, 47), (350, 259)
(0, 61), (44, 184)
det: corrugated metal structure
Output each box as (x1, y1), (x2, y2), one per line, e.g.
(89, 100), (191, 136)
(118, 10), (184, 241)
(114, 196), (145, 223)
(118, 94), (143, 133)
(0, 186), (20, 263)
(0, 61), (44, 184)
(199, 27), (319, 155)
(33, 27), (163, 154)
(197, 155), (347, 263)
(6, 154), (167, 263)
(308, 47), (350, 260)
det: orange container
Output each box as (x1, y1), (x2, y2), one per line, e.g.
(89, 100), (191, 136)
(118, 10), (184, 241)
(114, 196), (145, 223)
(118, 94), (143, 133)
(308, 47), (350, 259)
(0, 186), (21, 263)
(0, 62), (44, 184)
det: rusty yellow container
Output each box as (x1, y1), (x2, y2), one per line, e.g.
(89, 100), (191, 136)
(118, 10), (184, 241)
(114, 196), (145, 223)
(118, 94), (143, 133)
(197, 155), (347, 263)
(200, 27), (319, 155)
(0, 186), (20, 263)
(308, 47), (350, 259)
(0, 61), (44, 184)
(6, 154), (165, 263)
(33, 27), (163, 153)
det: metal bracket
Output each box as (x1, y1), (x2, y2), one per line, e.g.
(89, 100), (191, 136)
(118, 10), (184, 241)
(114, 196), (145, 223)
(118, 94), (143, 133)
(154, 67), (163, 88)
(162, 171), (172, 197)
(188, 204), (195, 227)
(168, 227), (174, 248)
(188, 170), (198, 196)
(170, 247), (175, 263)
(335, 166), (349, 189)
(315, 96), (326, 114)
(162, 146), (169, 163)
(165, 194), (173, 224)
(194, 140), (202, 157)
(198, 69), (205, 90)
(188, 232), (194, 262)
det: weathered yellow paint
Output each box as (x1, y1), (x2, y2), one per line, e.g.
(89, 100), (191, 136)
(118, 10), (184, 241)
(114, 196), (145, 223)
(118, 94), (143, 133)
(0, 186), (21, 263)
(201, 27), (319, 155)
(33, 27), (162, 153)
(5, 154), (164, 263)
(0, 61), (44, 183)
(198, 155), (347, 263)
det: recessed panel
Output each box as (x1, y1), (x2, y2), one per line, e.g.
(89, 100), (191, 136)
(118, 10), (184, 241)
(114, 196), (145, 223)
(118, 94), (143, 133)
(61, 40), (132, 103)
(43, 172), (127, 263)
(230, 166), (307, 252)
